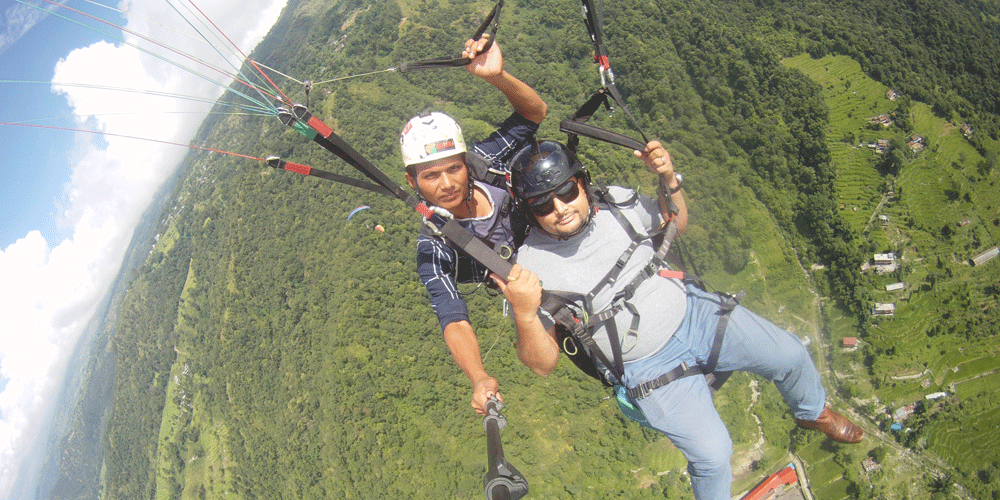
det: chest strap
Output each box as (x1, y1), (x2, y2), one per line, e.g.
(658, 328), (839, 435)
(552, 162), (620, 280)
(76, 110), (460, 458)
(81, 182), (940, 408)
(582, 194), (676, 380)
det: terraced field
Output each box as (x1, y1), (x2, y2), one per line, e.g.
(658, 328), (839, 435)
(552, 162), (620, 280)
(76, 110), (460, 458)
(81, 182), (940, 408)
(797, 438), (852, 500)
(784, 52), (1000, 492)
(782, 55), (899, 236)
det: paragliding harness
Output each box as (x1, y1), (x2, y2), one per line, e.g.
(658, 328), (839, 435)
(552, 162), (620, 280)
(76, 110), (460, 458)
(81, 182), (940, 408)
(540, 0), (740, 424)
(536, 185), (741, 428)
(275, 104), (519, 284)
(415, 152), (528, 285)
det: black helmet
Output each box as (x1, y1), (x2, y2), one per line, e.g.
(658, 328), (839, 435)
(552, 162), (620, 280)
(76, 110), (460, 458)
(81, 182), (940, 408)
(508, 141), (589, 202)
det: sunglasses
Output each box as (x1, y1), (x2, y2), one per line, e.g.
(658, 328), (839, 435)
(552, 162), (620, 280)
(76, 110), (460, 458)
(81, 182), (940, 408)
(528, 179), (581, 217)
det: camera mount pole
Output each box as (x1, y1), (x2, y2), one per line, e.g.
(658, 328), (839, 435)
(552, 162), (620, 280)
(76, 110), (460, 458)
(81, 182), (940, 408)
(483, 397), (528, 500)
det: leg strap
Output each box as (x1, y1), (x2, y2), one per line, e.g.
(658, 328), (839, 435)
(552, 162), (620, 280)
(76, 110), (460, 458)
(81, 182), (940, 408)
(626, 362), (704, 400)
(703, 290), (745, 392)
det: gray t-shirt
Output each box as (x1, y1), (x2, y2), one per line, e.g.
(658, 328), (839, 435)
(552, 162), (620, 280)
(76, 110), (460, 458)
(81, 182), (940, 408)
(515, 186), (687, 363)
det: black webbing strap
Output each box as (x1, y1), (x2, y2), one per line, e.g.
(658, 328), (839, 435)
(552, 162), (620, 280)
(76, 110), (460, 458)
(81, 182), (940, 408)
(277, 105), (518, 280)
(622, 285), (740, 399)
(704, 291), (744, 374)
(691, 291), (745, 393)
(436, 218), (514, 276)
(265, 157), (394, 197)
(560, 89), (647, 152)
(584, 190), (673, 321)
(398, 0), (504, 72)
(580, 0), (609, 68)
(540, 292), (618, 383)
(565, 0), (650, 152)
(280, 106), (416, 203)
(626, 362), (703, 399)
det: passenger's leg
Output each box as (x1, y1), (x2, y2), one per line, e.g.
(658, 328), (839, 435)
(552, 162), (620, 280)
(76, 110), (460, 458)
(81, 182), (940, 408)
(712, 304), (827, 420)
(635, 375), (734, 500)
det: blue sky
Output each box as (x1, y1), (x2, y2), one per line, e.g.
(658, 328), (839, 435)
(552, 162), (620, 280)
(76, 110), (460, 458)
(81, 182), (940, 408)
(0, 1), (287, 497)
(0, 0), (103, 247)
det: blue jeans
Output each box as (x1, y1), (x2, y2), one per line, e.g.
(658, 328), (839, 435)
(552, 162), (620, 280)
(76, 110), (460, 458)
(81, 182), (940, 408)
(622, 284), (826, 500)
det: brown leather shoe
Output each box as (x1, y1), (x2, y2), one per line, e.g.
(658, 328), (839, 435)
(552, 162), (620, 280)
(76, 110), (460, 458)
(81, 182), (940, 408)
(796, 404), (865, 443)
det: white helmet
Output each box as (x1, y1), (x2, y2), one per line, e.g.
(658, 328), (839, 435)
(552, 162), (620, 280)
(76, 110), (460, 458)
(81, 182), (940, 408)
(400, 112), (467, 167)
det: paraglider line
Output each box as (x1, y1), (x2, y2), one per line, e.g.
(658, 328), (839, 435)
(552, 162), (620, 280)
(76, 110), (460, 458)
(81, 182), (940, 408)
(164, 0), (282, 110)
(3, 79), (273, 115)
(1, 121), (265, 162)
(35, 0), (281, 111)
(180, 0), (294, 105)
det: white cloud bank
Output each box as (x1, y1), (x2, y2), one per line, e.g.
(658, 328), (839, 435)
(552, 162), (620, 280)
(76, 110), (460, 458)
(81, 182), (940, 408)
(0, 0), (287, 497)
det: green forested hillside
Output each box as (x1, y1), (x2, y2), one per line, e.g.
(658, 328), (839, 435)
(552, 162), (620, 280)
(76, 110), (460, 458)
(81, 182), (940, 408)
(102, 0), (999, 499)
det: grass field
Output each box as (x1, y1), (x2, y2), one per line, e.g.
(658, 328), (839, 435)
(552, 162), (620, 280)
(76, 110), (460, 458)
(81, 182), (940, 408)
(151, 260), (237, 500)
(797, 438), (852, 500)
(782, 54), (898, 237)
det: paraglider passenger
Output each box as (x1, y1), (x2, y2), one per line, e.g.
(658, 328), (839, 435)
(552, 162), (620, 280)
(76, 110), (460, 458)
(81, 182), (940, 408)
(401, 35), (546, 416)
(495, 140), (864, 500)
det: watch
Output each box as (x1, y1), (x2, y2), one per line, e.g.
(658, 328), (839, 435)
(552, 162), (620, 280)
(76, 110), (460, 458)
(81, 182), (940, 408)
(660, 172), (682, 195)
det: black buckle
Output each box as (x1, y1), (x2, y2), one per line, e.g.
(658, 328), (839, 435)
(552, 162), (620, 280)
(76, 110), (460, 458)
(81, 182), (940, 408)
(628, 362), (689, 400)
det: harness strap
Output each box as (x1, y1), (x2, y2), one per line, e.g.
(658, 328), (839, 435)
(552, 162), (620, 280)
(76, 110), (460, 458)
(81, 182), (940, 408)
(624, 290), (742, 399)
(585, 185), (665, 304)
(573, 188), (673, 381)
(563, 0), (650, 152)
(704, 291), (745, 374)
(540, 292), (617, 384)
(398, 0), (504, 72)
(626, 362), (704, 400)
(278, 106), (519, 281)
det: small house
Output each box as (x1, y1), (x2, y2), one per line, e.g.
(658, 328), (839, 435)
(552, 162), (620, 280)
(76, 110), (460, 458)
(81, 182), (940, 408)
(885, 282), (905, 292)
(872, 253), (898, 274)
(925, 392), (948, 400)
(893, 402), (919, 420)
(843, 337), (859, 348)
(874, 253), (896, 265)
(872, 303), (895, 316)
(862, 457), (880, 474)
(972, 247), (999, 267)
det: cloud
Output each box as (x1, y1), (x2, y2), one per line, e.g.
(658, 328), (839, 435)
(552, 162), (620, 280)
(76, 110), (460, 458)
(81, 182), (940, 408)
(0, 0), (64, 57)
(0, 0), (287, 497)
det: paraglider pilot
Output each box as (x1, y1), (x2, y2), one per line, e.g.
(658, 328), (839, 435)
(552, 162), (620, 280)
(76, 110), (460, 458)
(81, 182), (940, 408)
(401, 35), (546, 415)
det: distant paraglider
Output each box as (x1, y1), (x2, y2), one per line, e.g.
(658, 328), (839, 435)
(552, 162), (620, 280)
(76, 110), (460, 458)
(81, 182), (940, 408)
(347, 206), (384, 233)
(347, 205), (371, 221)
